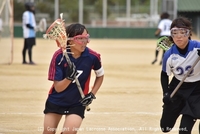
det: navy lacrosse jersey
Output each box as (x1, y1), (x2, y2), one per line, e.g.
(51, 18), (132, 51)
(162, 40), (200, 82)
(47, 47), (103, 107)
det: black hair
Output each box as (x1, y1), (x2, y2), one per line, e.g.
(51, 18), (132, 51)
(160, 12), (169, 19)
(170, 17), (192, 31)
(25, 2), (35, 13)
(66, 23), (88, 45)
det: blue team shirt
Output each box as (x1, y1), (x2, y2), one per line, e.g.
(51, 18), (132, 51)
(162, 40), (200, 82)
(47, 47), (102, 107)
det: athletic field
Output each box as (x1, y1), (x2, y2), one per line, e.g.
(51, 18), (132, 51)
(0, 38), (199, 134)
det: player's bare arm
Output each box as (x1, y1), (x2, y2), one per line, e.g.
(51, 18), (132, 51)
(91, 75), (104, 95)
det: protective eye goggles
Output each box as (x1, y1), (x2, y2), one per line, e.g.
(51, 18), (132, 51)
(170, 28), (190, 38)
(68, 34), (90, 45)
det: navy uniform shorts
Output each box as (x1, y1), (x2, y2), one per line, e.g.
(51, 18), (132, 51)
(24, 37), (36, 47)
(43, 100), (86, 119)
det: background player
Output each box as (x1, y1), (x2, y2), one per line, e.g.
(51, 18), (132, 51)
(160, 17), (200, 134)
(42, 23), (104, 134)
(152, 12), (172, 65)
(22, 2), (36, 64)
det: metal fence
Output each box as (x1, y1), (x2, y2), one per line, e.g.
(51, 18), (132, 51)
(46, 0), (162, 28)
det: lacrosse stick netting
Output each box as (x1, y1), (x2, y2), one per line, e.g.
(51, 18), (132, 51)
(43, 13), (90, 111)
(157, 36), (173, 51)
(37, 18), (47, 32)
(43, 18), (67, 48)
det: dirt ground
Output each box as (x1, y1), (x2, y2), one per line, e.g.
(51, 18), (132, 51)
(0, 38), (199, 134)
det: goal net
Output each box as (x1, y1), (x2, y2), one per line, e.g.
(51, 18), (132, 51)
(0, 0), (13, 64)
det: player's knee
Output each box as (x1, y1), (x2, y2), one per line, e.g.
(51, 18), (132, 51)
(43, 128), (56, 134)
(160, 119), (174, 132)
(43, 131), (55, 134)
(160, 122), (173, 132)
(161, 127), (171, 133)
(61, 130), (77, 134)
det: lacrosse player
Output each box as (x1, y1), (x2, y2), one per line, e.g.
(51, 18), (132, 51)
(160, 17), (200, 134)
(43, 23), (104, 134)
(152, 12), (172, 65)
(22, 2), (36, 65)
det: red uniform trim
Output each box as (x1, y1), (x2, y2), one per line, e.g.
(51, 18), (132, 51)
(48, 49), (62, 80)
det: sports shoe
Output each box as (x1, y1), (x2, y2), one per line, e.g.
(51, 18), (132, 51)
(151, 59), (157, 64)
(22, 61), (28, 64)
(29, 61), (36, 65)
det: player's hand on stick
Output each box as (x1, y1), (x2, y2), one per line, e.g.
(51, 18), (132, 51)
(66, 63), (77, 81)
(197, 49), (200, 56)
(80, 92), (96, 106)
(155, 33), (159, 37)
(34, 26), (37, 31)
(162, 92), (172, 105)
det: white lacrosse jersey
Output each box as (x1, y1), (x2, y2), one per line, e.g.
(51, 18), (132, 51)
(158, 19), (172, 36)
(162, 40), (200, 82)
(22, 11), (36, 38)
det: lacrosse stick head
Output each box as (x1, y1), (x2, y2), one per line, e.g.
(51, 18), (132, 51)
(38, 18), (47, 32)
(157, 36), (173, 51)
(43, 14), (67, 49)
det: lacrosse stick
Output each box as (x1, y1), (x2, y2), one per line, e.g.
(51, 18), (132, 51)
(170, 56), (200, 98)
(36, 18), (47, 32)
(157, 36), (173, 51)
(157, 36), (200, 98)
(43, 13), (90, 111)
